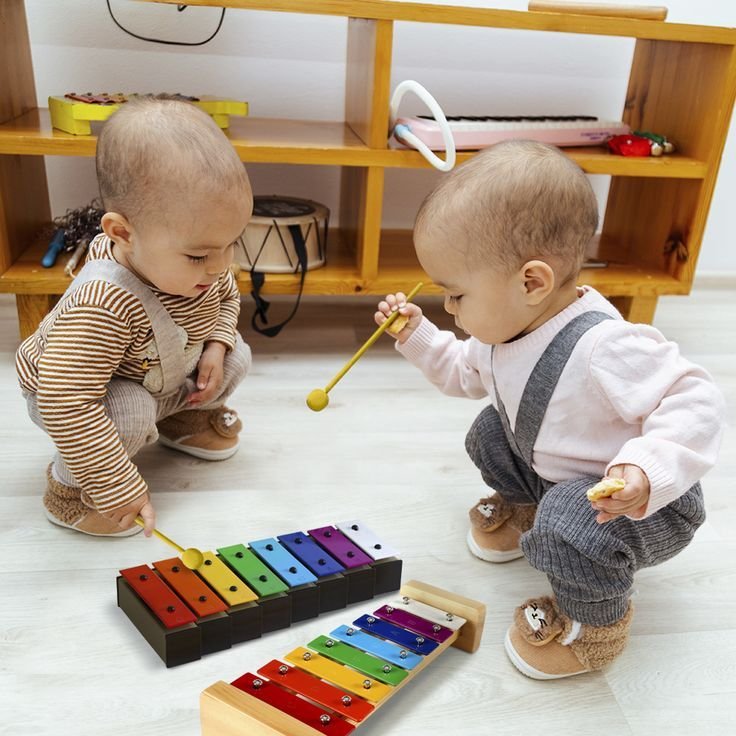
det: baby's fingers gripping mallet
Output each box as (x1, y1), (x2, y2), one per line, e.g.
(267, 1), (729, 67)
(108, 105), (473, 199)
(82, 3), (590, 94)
(134, 517), (205, 570)
(306, 282), (424, 411)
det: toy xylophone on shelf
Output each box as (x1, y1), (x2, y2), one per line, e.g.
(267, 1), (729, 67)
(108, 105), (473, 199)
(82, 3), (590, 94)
(49, 93), (248, 135)
(200, 580), (486, 735)
(117, 521), (402, 667)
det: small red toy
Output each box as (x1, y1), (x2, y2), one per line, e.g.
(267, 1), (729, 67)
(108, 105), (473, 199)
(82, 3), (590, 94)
(608, 130), (675, 157)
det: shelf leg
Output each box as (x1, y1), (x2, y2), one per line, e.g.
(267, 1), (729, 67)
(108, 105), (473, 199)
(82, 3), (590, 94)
(16, 294), (57, 340)
(2, 0), (53, 341)
(610, 295), (658, 324)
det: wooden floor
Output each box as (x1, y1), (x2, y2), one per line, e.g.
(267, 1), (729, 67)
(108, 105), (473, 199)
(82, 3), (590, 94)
(1, 288), (734, 736)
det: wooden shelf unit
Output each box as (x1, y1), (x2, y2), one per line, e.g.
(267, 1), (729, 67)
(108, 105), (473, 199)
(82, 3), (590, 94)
(1, 1), (735, 338)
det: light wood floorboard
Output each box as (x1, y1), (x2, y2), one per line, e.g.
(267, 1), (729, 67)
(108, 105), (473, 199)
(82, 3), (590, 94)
(0, 289), (734, 736)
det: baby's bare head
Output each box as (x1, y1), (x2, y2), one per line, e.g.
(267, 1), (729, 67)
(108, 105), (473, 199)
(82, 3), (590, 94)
(415, 140), (598, 282)
(96, 96), (252, 230)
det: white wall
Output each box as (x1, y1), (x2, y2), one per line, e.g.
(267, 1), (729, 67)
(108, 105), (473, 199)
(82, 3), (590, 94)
(25, 0), (736, 273)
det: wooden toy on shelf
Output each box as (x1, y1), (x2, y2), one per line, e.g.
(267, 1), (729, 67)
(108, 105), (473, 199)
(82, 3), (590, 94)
(117, 520), (402, 667)
(200, 580), (486, 736)
(48, 93), (249, 135)
(607, 130), (676, 157)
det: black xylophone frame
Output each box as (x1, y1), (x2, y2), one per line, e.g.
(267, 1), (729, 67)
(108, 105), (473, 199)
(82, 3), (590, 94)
(116, 522), (403, 667)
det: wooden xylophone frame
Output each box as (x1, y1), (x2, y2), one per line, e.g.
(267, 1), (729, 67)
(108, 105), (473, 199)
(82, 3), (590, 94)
(200, 580), (486, 736)
(116, 522), (403, 667)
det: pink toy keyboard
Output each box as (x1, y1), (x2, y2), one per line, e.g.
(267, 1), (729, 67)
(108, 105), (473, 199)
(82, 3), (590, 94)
(394, 115), (630, 150)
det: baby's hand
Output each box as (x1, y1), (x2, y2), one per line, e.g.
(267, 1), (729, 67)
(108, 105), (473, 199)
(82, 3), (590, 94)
(375, 292), (423, 344)
(590, 464), (650, 524)
(189, 341), (227, 406)
(102, 493), (156, 536)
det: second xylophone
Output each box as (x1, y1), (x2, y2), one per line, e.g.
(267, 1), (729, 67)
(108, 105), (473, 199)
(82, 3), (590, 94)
(117, 520), (402, 667)
(200, 580), (486, 735)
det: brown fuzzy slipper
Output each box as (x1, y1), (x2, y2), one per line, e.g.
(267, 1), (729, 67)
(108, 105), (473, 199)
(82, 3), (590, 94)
(467, 494), (536, 563)
(157, 406), (242, 461)
(43, 465), (141, 538)
(504, 595), (633, 679)
(512, 596), (565, 645)
(469, 495), (514, 532)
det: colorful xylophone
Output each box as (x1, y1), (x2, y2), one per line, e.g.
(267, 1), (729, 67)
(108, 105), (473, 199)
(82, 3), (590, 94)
(117, 521), (402, 667)
(200, 580), (486, 735)
(49, 93), (248, 135)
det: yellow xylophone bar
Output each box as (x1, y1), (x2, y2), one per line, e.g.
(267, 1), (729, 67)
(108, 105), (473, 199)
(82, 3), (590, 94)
(196, 551), (259, 606)
(200, 580), (486, 736)
(283, 648), (392, 703)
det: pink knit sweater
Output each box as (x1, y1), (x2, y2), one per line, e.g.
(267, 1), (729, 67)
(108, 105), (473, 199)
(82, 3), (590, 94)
(397, 287), (725, 518)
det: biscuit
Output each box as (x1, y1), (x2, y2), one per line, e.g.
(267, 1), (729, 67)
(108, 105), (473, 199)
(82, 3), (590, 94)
(387, 313), (410, 335)
(586, 477), (626, 502)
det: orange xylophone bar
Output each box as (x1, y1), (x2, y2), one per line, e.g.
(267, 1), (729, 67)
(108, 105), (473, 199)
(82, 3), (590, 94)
(200, 580), (486, 736)
(116, 520), (403, 667)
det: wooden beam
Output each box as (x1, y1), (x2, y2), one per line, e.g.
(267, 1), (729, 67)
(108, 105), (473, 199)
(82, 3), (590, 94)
(143, 0), (736, 44)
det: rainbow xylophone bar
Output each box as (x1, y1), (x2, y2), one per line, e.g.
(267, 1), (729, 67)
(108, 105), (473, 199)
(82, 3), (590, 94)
(200, 580), (486, 736)
(117, 520), (402, 667)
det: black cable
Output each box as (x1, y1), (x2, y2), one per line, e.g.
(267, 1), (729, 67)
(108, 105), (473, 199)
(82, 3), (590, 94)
(105, 0), (226, 46)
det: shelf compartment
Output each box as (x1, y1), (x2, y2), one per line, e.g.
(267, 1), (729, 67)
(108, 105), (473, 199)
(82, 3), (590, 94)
(0, 109), (708, 178)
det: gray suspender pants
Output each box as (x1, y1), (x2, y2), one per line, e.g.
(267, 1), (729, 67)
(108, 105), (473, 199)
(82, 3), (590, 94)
(26, 260), (251, 490)
(465, 312), (705, 626)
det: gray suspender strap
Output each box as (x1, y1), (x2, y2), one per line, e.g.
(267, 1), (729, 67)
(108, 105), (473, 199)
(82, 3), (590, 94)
(63, 260), (186, 396)
(491, 371), (525, 463)
(491, 310), (614, 468)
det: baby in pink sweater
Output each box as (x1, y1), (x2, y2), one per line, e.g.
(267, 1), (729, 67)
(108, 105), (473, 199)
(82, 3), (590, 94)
(375, 140), (724, 680)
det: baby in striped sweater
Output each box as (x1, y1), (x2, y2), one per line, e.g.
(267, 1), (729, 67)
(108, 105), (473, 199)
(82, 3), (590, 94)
(17, 97), (253, 538)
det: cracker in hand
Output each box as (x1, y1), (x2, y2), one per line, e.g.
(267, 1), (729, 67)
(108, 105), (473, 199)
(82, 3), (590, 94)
(387, 313), (410, 335)
(586, 477), (626, 502)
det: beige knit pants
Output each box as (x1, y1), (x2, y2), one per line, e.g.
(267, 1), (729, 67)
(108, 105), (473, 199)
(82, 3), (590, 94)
(26, 334), (251, 488)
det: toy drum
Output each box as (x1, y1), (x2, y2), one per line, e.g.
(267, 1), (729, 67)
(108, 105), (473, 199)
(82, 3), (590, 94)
(236, 195), (329, 274)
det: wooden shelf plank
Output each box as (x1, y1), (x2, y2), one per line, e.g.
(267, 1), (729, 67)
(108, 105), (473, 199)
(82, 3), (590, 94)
(144, 0), (736, 44)
(0, 231), (689, 299)
(0, 109), (376, 166)
(0, 233), (362, 296)
(385, 146), (707, 178)
(0, 109), (707, 178)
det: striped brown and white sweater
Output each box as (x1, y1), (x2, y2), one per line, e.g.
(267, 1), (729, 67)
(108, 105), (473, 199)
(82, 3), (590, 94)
(16, 235), (241, 511)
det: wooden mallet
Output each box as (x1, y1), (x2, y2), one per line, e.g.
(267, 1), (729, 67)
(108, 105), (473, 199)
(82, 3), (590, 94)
(306, 282), (424, 411)
(134, 517), (205, 570)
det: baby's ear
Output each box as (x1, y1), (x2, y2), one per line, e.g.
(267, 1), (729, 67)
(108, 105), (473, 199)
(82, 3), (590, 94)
(520, 260), (555, 304)
(101, 212), (133, 246)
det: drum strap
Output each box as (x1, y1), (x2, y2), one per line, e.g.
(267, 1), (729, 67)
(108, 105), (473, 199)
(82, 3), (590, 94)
(250, 224), (308, 337)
